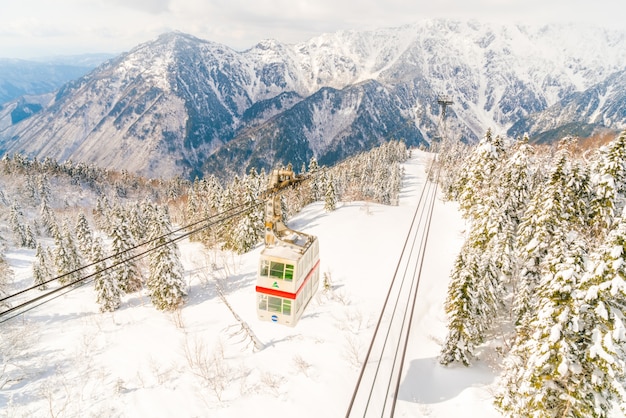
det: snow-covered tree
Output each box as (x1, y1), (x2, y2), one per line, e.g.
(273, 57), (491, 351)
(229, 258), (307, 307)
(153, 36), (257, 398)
(93, 237), (120, 312)
(308, 156), (321, 201)
(230, 172), (264, 254)
(496, 231), (591, 417)
(109, 208), (142, 293)
(75, 213), (94, 260)
(146, 206), (186, 310)
(440, 249), (482, 366)
(32, 243), (52, 290)
(574, 217), (626, 417)
(0, 251), (13, 308)
(514, 141), (590, 325)
(440, 131), (512, 365)
(588, 130), (626, 238)
(455, 128), (507, 218)
(9, 202), (35, 248)
(324, 171), (337, 212)
(440, 221), (501, 365)
(39, 197), (56, 237)
(52, 220), (82, 285)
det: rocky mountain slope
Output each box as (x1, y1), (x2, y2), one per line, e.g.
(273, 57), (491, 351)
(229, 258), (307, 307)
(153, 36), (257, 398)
(0, 20), (624, 179)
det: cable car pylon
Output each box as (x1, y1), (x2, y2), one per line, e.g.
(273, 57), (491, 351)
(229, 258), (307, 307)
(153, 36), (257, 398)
(436, 94), (454, 148)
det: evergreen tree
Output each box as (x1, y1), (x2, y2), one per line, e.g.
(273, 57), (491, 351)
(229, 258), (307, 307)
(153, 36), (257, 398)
(231, 172), (264, 254)
(37, 173), (51, 206)
(440, 130), (510, 365)
(514, 142), (587, 325)
(146, 207), (186, 310)
(324, 171), (337, 212)
(455, 128), (507, 218)
(0, 252), (13, 309)
(40, 197), (56, 236)
(93, 237), (120, 312)
(440, 221), (501, 365)
(496, 231), (591, 417)
(588, 130), (626, 237)
(308, 156), (321, 201)
(573, 217), (626, 417)
(75, 213), (94, 260)
(109, 208), (142, 293)
(33, 243), (51, 290)
(53, 221), (82, 285)
(440, 249), (482, 365)
(9, 202), (34, 248)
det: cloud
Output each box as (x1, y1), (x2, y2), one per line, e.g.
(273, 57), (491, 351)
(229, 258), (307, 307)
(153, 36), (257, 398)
(108, 0), (171, 14)
(0, 0), (624, 58)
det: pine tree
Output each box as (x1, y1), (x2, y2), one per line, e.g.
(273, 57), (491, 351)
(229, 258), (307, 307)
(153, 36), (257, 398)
(309, 157), (321, 201)
(93, 237), (120, 312)
(0, 252), (13, 309)
(52, 221), (81, 285)
(324, 172), (337, 212)
(573, 217), (626, 417)
(514, 141), (588, 325)
(33, 243), (51, 290)
(588, 130), (626, 237)
(440, 222), (501, 365)
(496, 231), (591, 417)
(146, 207), (186, 310)
(40, 197), (56, 236)
(231, 172), (263, 254)
(75, 213), (94, 260)
(109, 208), (142, 293)
(9, 202), (34, 248)
(440, 249), (482, 365)
(37, 173), (51, 206)
(440, 130), (510, 365)
(456, 128), (507, 219)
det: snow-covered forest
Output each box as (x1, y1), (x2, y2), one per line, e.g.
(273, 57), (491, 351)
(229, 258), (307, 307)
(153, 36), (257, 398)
(6, 129), (626, 416)
(0, 141), (408, 314)
(437, 129), (626, 417)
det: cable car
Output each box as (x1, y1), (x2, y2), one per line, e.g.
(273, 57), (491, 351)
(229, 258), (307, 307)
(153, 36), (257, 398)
(256, 169), (320, 327)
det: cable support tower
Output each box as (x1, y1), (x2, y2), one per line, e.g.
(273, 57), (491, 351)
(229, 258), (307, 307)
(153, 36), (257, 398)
(436, 94), (454, 148)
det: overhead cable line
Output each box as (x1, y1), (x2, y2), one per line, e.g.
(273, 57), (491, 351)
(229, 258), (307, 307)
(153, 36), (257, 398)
(0, 200), (259, 305)
(0, 201), (263, 323)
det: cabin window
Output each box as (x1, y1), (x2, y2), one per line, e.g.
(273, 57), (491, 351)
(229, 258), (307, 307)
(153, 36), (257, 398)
(284, 264), (294, 281)
(268, 296), (282, 313)
(261, 260), (295, 281)
(258, 294), (268, 310)
(283, 300), (292, 316)
(260, 260), (270, 277)
(269, 261), (284, 279)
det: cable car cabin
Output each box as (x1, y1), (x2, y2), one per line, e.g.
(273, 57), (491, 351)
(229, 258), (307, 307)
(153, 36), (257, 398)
(256, 230), (320, 327)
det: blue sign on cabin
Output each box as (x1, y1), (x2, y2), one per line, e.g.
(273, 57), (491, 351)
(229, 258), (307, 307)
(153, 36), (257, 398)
(271, 315), (278, 322)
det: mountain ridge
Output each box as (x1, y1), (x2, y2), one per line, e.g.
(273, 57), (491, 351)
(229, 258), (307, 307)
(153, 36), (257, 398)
(1, 19), (624, 179)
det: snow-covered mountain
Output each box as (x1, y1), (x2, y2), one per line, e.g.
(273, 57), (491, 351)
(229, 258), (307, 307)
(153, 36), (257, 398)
(508, 67), (626, 143)
(0, 20), (625, 179)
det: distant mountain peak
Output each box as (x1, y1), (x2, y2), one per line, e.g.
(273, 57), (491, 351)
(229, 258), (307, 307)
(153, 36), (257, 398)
(1, 20), (625, 180)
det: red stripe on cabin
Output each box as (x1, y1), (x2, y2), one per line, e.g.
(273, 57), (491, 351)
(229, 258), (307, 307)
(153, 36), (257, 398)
(256, 259), (321, 299)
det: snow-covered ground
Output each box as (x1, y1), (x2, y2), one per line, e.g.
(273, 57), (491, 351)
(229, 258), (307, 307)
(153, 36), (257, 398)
(1, 151), (503, 417)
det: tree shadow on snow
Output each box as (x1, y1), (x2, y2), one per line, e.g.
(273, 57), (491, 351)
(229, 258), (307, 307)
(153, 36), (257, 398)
(397, 357), (494, 404)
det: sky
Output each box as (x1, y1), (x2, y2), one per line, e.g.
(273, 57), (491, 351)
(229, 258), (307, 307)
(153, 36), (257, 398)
(0, 0), (624, 59)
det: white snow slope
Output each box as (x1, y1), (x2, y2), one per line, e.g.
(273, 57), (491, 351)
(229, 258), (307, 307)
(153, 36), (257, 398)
(1, 151), (508, 417)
